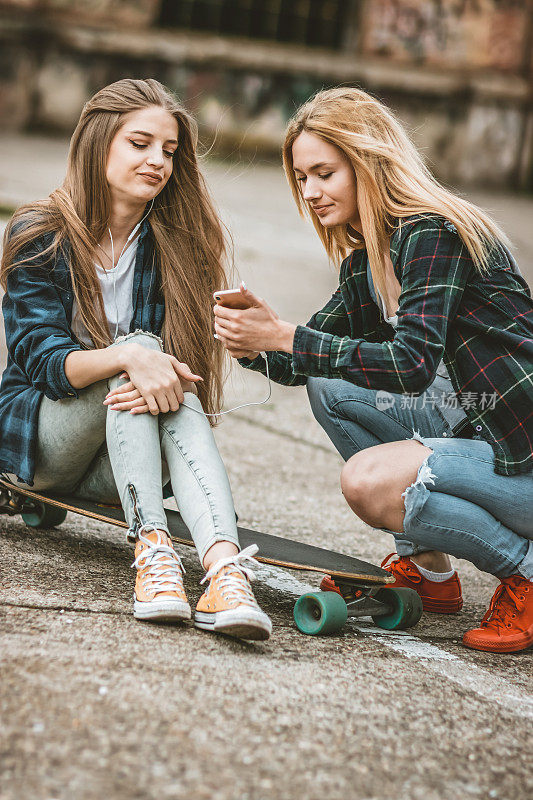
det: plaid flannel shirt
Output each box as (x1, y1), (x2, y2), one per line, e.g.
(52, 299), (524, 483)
(240, 215), (533, 476)
(0, 220), (164, 484)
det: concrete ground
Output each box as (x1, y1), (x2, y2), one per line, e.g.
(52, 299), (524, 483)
(0, 135), (531, 800)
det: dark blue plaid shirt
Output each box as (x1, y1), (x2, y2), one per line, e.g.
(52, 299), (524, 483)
(0, 221), (164, 484)
(241, 215), (533, 476)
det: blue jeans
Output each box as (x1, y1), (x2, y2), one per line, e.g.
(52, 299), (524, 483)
(307, 377), (533, 579)
(11, 331), (239, 563)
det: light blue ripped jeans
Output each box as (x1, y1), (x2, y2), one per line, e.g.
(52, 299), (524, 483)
(307, 377), (533, 580)
(11, 331), (239, 562)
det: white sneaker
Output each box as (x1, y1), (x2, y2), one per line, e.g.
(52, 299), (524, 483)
(194, 545), (272, 640)
(132, 528), (191, 622)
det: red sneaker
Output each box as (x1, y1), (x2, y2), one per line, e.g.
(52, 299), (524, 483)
(320, 575), (342, 595)
(320, 553), (462, 613)
(319, 574), (363, 602)
(380, 553), (463, 613)
(463, 575), (533, 653)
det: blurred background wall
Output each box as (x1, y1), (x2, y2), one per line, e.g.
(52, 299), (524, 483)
(0, 0), (532, 189)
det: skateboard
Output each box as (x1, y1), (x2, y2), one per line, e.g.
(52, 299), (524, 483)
(0, 475), (423, 635)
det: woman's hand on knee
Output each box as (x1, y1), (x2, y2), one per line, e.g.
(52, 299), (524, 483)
(104, 377), (150, 415)
(110, 345), (203, 415)
(104, 374), (187, 415)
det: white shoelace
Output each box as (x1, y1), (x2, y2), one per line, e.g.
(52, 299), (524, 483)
(132, 528), (185, 596)
(200, 544), (260, 607)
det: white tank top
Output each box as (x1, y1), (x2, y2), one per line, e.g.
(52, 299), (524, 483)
(71, 239), (138, 347)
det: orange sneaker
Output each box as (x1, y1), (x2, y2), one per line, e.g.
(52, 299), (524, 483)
(132, 528), (191, 622)
(195, 545), (272, 641)
(320, 553), (463, 613)
(463, 575), (533, 653)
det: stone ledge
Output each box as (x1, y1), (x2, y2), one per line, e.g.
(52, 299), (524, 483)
(59, 25), (532, 102)
(0, 13), (530, 104)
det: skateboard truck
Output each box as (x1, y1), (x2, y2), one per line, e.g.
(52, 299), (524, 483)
(322, 578), (398, 617)
(0, 485), (27, 516)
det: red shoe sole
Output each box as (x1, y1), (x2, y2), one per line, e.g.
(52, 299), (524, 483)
(421, 597), (463, 614)
(462, 633), (533, 653)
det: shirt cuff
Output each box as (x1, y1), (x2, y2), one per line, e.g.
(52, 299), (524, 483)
(237, 354), (265, 369)
(292, 325), (334, 377)
(47, 346), (82, 400)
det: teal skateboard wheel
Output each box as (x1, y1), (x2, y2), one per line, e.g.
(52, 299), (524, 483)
(293, 591), (348, 635)
(22, 502), (68, 529)
(371, 587), (423, 630)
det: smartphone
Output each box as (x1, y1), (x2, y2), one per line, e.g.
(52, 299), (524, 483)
(213, 288), (251, 309)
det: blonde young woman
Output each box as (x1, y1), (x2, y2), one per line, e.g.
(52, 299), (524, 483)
(0, 78), (271, 640)
(215, 88), (533, 654)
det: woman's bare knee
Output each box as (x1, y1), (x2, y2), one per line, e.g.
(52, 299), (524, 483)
(340, 450), (400, 526)
(341, 455), (380, 515)
(341, 457), (362, 500)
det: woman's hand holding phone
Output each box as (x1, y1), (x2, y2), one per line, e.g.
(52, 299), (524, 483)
(104, 344), (202, 415)
(213, 284), (259, 360)
(213, 283), (296, 358)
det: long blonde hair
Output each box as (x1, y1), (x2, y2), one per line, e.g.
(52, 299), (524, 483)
(1, 78), (228, 420)
(283, 87), (509, 299)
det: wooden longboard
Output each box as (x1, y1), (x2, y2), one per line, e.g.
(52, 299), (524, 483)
(0, 477), (393, 586)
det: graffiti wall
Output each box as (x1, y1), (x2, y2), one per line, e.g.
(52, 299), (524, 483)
(359, 0), (530, 72)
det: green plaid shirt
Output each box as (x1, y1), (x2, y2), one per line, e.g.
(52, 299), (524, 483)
(241, 215), (533, 476)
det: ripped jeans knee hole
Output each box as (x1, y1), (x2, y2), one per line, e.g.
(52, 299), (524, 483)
(401, 433), (437, 531)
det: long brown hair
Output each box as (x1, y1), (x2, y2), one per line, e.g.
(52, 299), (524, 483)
(283, 87), (509, 299)
(1, 78), (229, 420)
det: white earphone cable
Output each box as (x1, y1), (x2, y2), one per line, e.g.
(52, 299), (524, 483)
(181, 352), (271, 418)
(102, 198), (154, 340)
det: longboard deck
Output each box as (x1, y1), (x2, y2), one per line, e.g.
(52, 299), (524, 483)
(0, 478), (393, 586)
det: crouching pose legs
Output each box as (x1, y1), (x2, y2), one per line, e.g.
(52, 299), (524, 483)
(308, 378), (533, 654)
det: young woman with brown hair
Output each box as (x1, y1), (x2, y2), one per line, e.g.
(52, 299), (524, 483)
(0, 78), (271, 640)
(215, 87), (533, 654)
